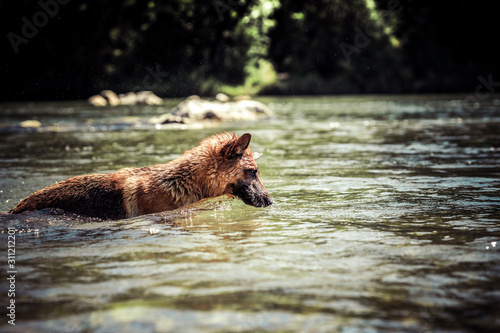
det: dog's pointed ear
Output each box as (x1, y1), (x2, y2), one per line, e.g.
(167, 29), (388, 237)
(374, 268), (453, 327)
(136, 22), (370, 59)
(222, 133), (252, 159)
(234, 133), (251, 155)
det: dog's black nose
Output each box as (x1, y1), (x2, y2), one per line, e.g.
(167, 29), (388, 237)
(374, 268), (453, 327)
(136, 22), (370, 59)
(260, 195), (273, 207)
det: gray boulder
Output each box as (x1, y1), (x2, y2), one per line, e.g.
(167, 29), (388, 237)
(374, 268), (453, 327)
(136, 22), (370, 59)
(149, 97), (274, 124)
(88, 90), (163, 106)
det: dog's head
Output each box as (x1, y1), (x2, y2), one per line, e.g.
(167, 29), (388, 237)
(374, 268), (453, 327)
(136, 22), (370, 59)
(220, 133), (273, 208)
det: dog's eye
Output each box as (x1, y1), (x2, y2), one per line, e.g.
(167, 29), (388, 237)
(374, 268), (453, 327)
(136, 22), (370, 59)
(246, 169), (258, 178)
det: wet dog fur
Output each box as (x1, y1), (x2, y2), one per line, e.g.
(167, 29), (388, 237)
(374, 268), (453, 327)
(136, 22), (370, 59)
(9, 132), (272, 219)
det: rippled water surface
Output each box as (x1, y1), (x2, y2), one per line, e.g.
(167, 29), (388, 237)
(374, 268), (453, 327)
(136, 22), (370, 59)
(1, 95), (499, 332)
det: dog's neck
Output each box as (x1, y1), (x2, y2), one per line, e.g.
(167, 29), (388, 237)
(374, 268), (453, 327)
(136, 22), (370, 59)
(155, 150), (227, 206)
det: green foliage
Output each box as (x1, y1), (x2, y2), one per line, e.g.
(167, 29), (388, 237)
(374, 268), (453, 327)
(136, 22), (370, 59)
(1, 0), (499, 100)
(203, 0), (280, 96)
(213, 59), (277, 96)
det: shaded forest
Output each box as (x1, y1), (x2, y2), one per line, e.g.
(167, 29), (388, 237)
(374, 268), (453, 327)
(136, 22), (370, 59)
(1, 0), (499, 101)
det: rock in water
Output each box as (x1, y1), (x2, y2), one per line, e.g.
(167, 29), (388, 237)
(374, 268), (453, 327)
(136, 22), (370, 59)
(149, 98), (274, 124)
(88, 94), (108, 106)
(215, 93), (230, 102)
(88, 90), (163, 106)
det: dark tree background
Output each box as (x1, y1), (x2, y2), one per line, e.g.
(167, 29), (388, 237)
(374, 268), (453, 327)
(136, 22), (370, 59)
(1, 0), (498, 101)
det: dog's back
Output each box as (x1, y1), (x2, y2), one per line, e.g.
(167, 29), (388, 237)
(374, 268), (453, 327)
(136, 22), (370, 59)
(9, 173), (127, 219)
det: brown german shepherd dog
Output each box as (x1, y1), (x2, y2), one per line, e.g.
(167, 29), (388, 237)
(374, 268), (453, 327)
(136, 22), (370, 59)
(9, 132), (272, 219)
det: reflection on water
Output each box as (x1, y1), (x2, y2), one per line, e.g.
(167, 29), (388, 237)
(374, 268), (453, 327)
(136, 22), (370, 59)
(1, 95), (499, 332)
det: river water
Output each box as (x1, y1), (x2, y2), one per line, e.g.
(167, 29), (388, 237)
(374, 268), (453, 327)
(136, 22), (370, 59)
(1, 95), (499, 332)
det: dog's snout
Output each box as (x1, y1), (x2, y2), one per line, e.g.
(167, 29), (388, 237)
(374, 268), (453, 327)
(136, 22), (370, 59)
(260, 194), (273, 207)
(232, 179), (272, 208)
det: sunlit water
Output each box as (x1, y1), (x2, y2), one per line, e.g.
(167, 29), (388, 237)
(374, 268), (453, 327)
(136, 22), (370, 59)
(1, 95), (499, 332)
